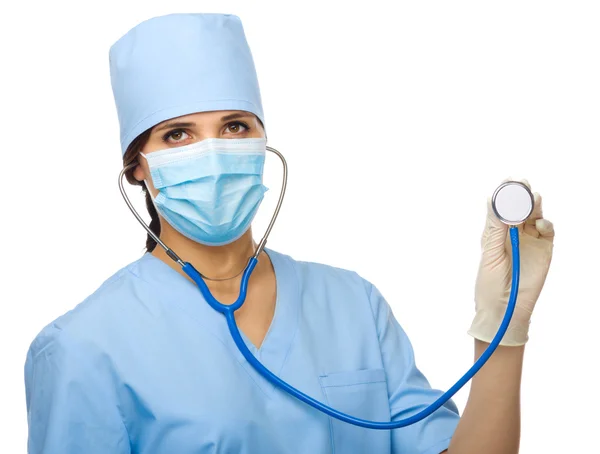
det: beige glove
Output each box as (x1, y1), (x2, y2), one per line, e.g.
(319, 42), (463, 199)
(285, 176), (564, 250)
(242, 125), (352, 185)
(468, 179), (555, 346)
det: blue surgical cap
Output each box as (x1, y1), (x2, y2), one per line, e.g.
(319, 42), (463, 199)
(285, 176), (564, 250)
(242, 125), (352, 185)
(109, 13), (265, 155)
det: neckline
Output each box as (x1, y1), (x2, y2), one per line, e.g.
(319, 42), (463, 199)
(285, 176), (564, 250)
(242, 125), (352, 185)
(218, 249), (280, 353)
(135, 248), (300, 394)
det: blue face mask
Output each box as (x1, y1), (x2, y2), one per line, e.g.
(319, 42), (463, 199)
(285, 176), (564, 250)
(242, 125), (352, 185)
(141, 138), (269, 246)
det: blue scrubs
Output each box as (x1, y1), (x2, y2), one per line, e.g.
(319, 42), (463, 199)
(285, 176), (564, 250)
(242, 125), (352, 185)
(25, 250), (460, 454)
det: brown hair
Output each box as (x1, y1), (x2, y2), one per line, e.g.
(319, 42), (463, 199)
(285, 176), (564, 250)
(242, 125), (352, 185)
(122, 128), (160, 252)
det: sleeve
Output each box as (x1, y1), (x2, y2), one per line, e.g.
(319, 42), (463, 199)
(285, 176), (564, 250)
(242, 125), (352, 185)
(367, 281), (461, 454)
(24, 325), (131, 454)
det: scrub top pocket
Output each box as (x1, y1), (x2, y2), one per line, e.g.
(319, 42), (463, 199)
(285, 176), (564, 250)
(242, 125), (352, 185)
(318, 368), (391, 453)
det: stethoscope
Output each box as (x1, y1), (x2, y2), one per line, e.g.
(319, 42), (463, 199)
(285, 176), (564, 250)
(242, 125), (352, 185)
(119, 148), (535, 430)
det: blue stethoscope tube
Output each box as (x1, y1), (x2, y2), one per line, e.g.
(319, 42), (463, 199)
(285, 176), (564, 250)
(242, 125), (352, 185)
(118, 152), (524, 430)
(181, 227), (520, 430)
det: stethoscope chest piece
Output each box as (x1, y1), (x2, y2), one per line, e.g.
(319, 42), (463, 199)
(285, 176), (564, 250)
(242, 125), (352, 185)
(491, 181), (534, 226)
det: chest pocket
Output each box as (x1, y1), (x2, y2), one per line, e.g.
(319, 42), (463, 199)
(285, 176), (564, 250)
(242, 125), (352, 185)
(319, 368), (391, 454)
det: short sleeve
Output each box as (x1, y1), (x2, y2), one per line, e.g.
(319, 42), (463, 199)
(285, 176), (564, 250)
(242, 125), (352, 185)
(24, 325), (131, 454)
(367, 282), (461, 454)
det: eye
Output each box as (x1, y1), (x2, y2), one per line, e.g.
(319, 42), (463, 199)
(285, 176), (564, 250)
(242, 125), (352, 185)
(224, 121), (250, 135)
(162, 129), (190, 144)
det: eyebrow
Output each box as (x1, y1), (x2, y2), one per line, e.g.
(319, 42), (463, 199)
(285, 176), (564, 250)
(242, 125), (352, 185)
(220, 112), (254, 122)
(153, 121), (196, 133)
(153, 112), (254, 133)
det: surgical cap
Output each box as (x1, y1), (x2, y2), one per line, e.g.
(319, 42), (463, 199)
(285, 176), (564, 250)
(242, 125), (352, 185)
(109, 13), (265, 155)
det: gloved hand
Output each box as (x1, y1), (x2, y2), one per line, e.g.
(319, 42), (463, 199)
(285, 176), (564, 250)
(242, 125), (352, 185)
(468, 179), (555, 346)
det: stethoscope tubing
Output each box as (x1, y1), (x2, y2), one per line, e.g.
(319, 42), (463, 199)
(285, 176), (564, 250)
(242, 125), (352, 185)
(182, 226), (520, 429)
(119, 145), (521, 429)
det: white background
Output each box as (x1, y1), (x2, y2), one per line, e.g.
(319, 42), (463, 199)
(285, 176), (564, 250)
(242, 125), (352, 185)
(1, 0), (598, 452)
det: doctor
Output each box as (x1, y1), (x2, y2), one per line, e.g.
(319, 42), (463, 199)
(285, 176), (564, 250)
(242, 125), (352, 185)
(24, 12), (554, 454)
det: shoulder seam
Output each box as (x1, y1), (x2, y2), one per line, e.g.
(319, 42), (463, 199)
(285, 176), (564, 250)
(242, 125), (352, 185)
(28, 266), (134, 361)
(27, 320), (132, 445)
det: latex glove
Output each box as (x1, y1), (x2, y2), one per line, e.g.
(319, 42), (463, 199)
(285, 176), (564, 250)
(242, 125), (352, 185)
(468, 179), (555, 346)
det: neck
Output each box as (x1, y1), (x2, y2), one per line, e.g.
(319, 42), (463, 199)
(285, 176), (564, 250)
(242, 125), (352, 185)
(152, 224), (259, 280)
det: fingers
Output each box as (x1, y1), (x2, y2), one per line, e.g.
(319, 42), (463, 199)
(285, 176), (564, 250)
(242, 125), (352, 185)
(523, 223), (540, 238)
(484, 177), (554, 248)
(501, 176), (531, 190)
(494, 177), (553, 241)
(517, 181), (553, 241)
(520, 185), (550, 239)
(536, 218), (555, 241)
(518, 178), (531, 191)
(526, 192), (543, 225)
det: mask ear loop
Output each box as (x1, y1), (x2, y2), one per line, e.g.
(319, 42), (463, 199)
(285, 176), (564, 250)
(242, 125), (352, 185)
(118, 145), (288, 270)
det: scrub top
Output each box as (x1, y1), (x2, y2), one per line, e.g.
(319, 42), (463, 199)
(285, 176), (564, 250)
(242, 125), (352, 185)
(25, 249), (460, 454)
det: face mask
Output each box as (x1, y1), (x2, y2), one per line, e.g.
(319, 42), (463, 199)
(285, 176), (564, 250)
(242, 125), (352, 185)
(141, 137), (268, 246)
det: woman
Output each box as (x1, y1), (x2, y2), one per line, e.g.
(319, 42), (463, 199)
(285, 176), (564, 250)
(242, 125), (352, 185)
(24, 12), (555, 454)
